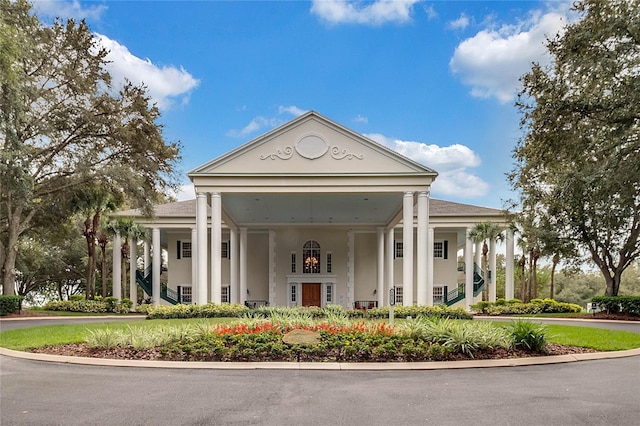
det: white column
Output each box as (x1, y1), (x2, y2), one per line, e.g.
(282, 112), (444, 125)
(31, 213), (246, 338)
(376, 227), (385, 307)
(402, 191), (414, 306)
(152, 227), (160, 306)
(230, 227), (238, 304)
(505, 229), (515, 300)
(347, 229), (355, 309)
(489, 238), (497, 302)
(196, 192), (208, 304)
(475, 241), (482, 271)
(427, 227), (434, 306)
(268, 230), (276, 306)
(191, 227), (197, 303)
(240, 227), (248, 305)
(129, 238), (137, 309)
(210, 192), (222, 304)
(112, 232), (121, 300)
(465, 230), (474, 311)
(416, 191), (428, 306)
(143, 241), (150, 274)
(385, 228), (394, 306)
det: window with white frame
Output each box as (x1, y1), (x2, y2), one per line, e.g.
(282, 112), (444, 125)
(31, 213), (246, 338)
(394, 241), (403, 258)
(221, 241), (230, 259)
(181, 241), (192, 258)
(221, 285), (230, 303)
(433, 286), (444, 303)
(326, 283), (333, 303)
(180, 286), (192, 304)
(290, 284), (297, 303)
(394, 287), (403, 304)
(433, 241), (443, 258)
(326, 252), (332, 273)
(291, 252), (296, 273)
(303, 240), (320, 274)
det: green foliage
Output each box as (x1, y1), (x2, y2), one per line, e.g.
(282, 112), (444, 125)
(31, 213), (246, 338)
(511, 0), (640, 297)
(0, 295), (23, 315)
(0, 0), (181, 295)
(43, 298), (132, 314)
(472, 298), (582, 315)
(146, 303), (251, 319)
(364, 305), (473, 320)
(591, 296), (640, 316)
(506, 320), (547, 351)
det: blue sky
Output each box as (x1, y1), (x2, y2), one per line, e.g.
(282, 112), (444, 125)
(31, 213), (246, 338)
(33, 0), (577, 209)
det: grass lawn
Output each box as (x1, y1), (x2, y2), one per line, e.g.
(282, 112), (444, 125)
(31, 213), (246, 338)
(17, 308), (143, 317)
(1, 318), (639, 353)
(0, 318), (231, 351)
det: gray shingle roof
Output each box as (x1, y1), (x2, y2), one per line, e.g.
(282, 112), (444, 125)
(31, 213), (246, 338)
(116, 198), (504, 218)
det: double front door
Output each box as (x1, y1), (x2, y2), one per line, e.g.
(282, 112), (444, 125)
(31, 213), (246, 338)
(301, 283), (321, 307)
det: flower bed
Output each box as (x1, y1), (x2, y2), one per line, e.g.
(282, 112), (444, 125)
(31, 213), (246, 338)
(63, 316), (560, 363)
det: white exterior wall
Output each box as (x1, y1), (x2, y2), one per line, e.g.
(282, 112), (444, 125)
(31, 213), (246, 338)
(167, 232), (194, 291)
(432, 231), (458, 291)
(354, 232), (377, 303)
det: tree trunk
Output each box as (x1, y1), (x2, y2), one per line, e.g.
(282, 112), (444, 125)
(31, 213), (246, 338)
(550, 253), (559, 300)
(1, 217), (22, 295)
(605, 273), (621, 296)
(519, 255), (527, 301)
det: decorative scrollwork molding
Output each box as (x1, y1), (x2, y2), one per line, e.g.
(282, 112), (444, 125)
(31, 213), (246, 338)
(330, 146), (364, 160)
(259, 146), (294, 160)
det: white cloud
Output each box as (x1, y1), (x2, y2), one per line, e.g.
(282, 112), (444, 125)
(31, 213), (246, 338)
(449, 5), (573, 103)
(353, 114), (368, 124)
(33, 0), (107, 21)
(447, 13), (470, 30)
(94, 34), (199, 110)
(174, 183), (196, 202)
(366, 133), (489, 198)
(227, 105), (308, 138)
(310, 0), (420, 26)
(278, 105), (307, 117)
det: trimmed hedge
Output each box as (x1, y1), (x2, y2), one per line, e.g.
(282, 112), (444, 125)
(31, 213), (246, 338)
(143, 303), (473, 320)
(43, 298), (133, 314)
(592, 296), (640, 316)
(471, 298), (582, 315)
(0, 295), (23, 316)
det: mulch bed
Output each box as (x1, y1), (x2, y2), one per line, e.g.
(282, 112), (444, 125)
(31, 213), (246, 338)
(29, 342), (596, 363)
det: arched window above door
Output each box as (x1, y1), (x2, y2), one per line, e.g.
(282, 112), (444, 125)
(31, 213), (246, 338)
(303, 240), (320, 274)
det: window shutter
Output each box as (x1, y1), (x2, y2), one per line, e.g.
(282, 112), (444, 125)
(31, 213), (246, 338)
(177, 240), (181, 259)
(443, 240), (448, 260)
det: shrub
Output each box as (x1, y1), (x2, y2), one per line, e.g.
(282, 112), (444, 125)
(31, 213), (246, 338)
(477, 299), (581, 315)
(69, 294), (84, 301)
(0, 295), (23, 316)
(42, 298), (133, 314)
(506, 320), (547, 351)
(470, 301), (492, 313)
(592, 296), (640, 316)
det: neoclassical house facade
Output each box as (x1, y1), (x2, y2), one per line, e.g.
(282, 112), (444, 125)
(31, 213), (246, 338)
(114, 111), (515, 310)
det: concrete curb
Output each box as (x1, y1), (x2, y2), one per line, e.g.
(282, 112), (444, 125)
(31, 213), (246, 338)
(474, 315), (640, 324)
(1, 346), (639, 371)
(0, 315), (147, 322)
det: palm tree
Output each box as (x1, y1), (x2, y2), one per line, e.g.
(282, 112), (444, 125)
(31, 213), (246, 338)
(468, 222), (505, 301)
(70, 185), (119, 299)
(108, 219), (146, 299)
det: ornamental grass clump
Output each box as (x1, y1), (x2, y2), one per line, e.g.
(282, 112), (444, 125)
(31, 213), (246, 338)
(506, 320), (547, 352)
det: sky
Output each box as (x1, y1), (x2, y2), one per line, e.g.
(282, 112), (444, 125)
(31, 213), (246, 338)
(32, 0), (579, 209)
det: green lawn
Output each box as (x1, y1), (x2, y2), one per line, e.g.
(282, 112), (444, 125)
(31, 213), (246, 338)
(1, 318), (639, 352)
(0, 318), (230, 351)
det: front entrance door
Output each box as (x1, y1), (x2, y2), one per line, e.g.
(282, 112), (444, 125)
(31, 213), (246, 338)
(302, 283), (321, 307)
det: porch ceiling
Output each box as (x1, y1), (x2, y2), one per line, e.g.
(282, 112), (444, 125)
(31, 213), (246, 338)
(223, 193), (403, 225)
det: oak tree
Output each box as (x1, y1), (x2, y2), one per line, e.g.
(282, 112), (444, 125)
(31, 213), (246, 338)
(512, 0), (640, 296)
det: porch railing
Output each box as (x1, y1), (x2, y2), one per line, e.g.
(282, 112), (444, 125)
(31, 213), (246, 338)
(354, 300), (378, 310)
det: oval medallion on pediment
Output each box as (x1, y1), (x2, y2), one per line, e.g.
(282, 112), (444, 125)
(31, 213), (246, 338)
(295, 134), (328, 160)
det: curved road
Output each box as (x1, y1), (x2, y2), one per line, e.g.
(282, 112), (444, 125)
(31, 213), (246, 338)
(1, 316), (639, 426)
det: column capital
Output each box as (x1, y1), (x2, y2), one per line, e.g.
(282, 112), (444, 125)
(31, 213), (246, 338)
(196, 192), (207, 199)
(418, 190), (429, 197)
(404, 191), (414, 197)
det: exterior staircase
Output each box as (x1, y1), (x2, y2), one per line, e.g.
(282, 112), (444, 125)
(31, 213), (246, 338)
(442, 262), (485, 306)
(135, 265), (179, 305)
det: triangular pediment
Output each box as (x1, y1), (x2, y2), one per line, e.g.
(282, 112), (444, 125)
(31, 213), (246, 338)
(189, 111), (437, 176)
